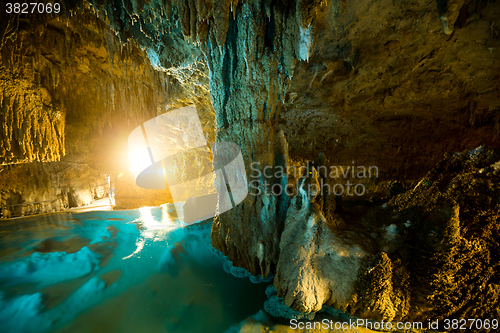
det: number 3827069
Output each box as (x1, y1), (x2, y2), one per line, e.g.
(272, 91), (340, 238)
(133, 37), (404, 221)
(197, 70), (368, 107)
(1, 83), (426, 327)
(5, 3), (61, 14)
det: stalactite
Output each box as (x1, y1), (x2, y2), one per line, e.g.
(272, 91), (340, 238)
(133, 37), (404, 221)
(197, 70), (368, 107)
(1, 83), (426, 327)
(0, 71), (66, 164)
(0, 2), (175, 171)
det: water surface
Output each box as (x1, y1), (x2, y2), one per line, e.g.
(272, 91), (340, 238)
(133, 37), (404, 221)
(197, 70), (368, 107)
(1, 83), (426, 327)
(0, 206), (270, 333)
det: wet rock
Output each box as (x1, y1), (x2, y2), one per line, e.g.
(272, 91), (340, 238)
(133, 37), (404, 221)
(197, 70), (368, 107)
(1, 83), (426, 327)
(437, 0), (465, 34)
(264, 285), (316, 320)
(274, 168), (368, 314)
(271, 146), (499, 324)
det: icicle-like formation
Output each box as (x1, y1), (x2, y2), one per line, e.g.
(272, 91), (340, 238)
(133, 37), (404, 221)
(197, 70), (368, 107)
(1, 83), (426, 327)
(0, 71), (65, 164)
(298, 25), (313, 62)
(0, 6), (175, 164)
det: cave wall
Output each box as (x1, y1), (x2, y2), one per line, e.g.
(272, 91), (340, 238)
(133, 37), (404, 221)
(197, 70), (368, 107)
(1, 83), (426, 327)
(203, 1), (326, 277)
(0, 70), (65, 164)
(0, 4), (212, 212)
(75, 0), (330, 276)
(77, 0), (500, 323)
(282, 0), (500, 180)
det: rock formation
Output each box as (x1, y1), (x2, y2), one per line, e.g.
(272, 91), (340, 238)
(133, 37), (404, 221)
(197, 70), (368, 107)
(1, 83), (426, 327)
(272, 146), (499, 326)
(0, 0), (499, 327)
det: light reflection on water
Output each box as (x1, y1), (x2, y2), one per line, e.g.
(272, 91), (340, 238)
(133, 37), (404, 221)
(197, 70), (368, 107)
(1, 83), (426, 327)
(123, 206), (181, 260)
(0, 205), (270, 333)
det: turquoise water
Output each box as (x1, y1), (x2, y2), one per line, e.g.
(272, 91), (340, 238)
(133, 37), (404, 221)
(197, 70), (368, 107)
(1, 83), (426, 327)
(0, 206), (270, 333)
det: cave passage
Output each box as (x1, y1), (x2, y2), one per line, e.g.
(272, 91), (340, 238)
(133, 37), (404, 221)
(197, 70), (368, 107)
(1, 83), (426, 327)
(1, 0), (499, 332)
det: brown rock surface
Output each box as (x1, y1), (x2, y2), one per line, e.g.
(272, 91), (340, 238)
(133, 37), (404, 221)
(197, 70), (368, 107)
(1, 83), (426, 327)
(0, 5), (210, 211)
(283, 0), (500, 179)
(0, 0), (499, 325)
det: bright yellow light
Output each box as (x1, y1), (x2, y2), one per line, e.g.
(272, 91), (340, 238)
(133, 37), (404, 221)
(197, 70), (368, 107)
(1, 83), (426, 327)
(128, 148), (151, 176)
(128, 126), (152, 177)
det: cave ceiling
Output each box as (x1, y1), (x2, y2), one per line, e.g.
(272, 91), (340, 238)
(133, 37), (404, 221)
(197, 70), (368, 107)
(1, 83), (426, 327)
(0, 0), (498, 207)
(0, 0), (498, 180)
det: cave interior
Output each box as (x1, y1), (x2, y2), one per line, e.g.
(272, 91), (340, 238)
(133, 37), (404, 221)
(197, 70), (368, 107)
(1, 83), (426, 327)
(0, 0), (499, 332)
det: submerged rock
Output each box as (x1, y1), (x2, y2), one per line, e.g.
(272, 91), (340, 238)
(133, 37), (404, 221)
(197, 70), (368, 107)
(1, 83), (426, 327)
(0, 246), (101, 288)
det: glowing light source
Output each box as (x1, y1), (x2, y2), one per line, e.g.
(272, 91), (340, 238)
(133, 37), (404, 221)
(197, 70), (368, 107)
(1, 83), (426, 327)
(128, 126), (154, 176)
(128, 105), (249, 224)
